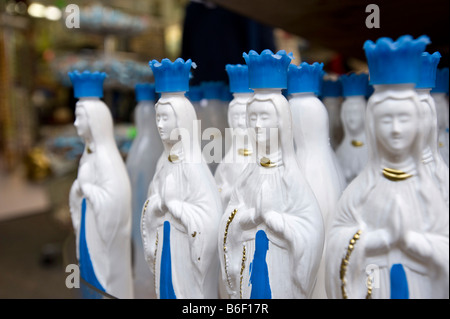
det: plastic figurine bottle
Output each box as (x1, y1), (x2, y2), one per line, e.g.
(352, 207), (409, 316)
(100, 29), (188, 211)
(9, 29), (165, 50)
(218, 49), (324, 299)
(215, 64), (255, 209)
(416, 52), (449, 206)
(68, 70), (133, 298)
(321, 77), (344, 149)
(326, 35), (449, 299)
(126, 83), (163, 298)
(186, 85), (204, 123)
(200, 81), (227, 174)
(335, 72), (370, 185)
(141, 58), (222, 299)
(431, 67), (450, 166)
(287, 62), (346, 298)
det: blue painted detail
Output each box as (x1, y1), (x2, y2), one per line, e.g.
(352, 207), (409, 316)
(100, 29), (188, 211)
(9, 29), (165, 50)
(68, 70), (107, 98)
(149, 58), (195, 93)
(431, 68), (449, 94)
(390, 264), (409, 299)
(135, 83), (155, 102)
(225, 64), (253, 93)
(160, 221), (176, 299)
(363, 35), (430, 85)
(249, 230), (272, 299)
(417, 52), (441, 89)
(340, 73), (369, 97)
(287, 62), (324, 95)
(243, 49), (293, 89)
(79, 198), (106, 293)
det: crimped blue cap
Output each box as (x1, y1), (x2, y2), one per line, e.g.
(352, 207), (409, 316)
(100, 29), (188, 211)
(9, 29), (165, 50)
(243, 49), (293, 89)
(431, 68), (449, 93)
(287, 62), (324, 94)
(340, 73), (369, 97)
(68, 70), (107, 98)
(363, 35), (430, 85)
(366, 84), (374, 98)
(187, 85), (203, 102)
(135, 83), (155, 102)
(200, 81), (224, 100)
(225, 64), (252, 93)
(149, 58), (196, 93)
(321, 78), (342, 97)
(220, 84), (233, 101)
(417, 52), (441, 89)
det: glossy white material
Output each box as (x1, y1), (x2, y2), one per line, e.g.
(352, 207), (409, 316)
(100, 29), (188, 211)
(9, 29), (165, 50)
(417, 89), (449, 206)
(432, 93), (449, 166)
(215, 92), (254, 208)
(203, 97), (228, 174)
(126, 100), (164, 298)
(218, 89), (324, 299)
(322, 96), (344, 149)
(69, 97), (133, 298)
(289, 92), (346, 298)
(141, 92), (222, 298)
(326, 85), (449, 299)
(335, 95), (369, 185)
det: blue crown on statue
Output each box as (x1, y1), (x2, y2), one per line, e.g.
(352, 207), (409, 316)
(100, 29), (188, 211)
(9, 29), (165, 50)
(243, 49), (293, 89)
(225, 64), (253, 93)
(340, 72), (369, 97)
(320, 78), (342, 98)
(363, 35), (430, 85)
(431, 68), (449, 94)
(287, 62), (324, 95)
(135, 83), (156, 102)
(186, 85), (203, 102)
(417, 52), (441, 89)
(149, 58), (196, 93)
(68, 70), (107, 98)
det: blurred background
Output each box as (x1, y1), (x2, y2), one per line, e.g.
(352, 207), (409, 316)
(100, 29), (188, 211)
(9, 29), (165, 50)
(0, 0), (448, 298)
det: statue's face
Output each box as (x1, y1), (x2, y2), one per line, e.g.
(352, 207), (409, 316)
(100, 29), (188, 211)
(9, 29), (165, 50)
(247, 100), (278, 146)
(373, 98), (419, 157)
(74, 105), (90, 140)
(229, 103), (247, 130)
(156, 103), (178, 143)
(342, 100), (365, 133)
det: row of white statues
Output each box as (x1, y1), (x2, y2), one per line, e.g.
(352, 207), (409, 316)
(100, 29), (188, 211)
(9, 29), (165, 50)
(68, 34), (449, 299)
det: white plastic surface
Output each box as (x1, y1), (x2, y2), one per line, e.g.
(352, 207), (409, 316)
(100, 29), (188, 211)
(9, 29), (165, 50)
(335, 95), (369, 185)
(141, 92), (222, 298)
(218, 89), (324, 299)
(69, 97), (133, 298)
(126, 100), (164, 298)
(326, 85), (449, 299)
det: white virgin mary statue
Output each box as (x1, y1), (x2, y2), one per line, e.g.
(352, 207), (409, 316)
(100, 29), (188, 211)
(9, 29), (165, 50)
(215, 64), (255, 208)
(126, 83), (163, 298)
(415, 52), (449, 206)
(219, 50), (324, 299)
(431, 67), (450, 167)
(335, 72), (370, 185)
(141, 58), (222, 299)
(326, 35), (449, 299)
(287, 62), (346, 299)
(68, 70), (133, 299)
